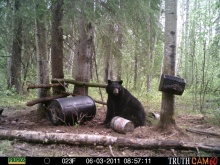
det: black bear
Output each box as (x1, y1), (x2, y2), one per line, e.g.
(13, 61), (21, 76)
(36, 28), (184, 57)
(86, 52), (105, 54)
(103, 80), (146, 128)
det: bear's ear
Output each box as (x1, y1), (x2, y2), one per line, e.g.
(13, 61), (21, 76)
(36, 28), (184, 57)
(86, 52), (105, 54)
(118, 80), (123, 85)
(108, 80), (112, 84)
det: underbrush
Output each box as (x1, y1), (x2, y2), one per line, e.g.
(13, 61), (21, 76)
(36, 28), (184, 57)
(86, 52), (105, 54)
(203, 109), (220, 126)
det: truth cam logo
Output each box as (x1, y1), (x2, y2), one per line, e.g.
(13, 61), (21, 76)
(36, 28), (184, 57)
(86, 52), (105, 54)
(192, 157), (218, 165)
(168, 157), (219, 165)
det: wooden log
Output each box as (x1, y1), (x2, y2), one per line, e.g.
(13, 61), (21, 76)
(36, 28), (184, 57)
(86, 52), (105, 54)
(26, 94), (69, 106)
(27, 83), (68, 90)
(0, 129), (219, 153)
(60, 91), (107, 105)
(51, 79), (107, 88)
(186, 128), (220, 138)
(26, 92), (107, 106)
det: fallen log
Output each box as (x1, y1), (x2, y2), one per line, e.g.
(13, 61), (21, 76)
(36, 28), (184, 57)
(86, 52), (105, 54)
(51, 79), (107, 88)
(0, 129), (219, 153)
(27, 83), (68, 90)
(186, 128), (220, 138)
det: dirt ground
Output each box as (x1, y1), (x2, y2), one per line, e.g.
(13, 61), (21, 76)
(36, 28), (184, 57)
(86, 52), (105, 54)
(0, 105), (220, 157)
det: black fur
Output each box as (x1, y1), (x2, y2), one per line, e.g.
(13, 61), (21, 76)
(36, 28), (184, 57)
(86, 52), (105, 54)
(104, 80), (146, 128)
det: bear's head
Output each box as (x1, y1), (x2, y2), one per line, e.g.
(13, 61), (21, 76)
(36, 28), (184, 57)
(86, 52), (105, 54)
(106, 80), (123, 96)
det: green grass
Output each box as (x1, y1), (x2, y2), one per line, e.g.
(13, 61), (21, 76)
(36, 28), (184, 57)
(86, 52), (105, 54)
(88, 80), (220, 126)
(1, 79), (219, 126)
(0, 91), (35, 109)
(203, 109), (220, 126)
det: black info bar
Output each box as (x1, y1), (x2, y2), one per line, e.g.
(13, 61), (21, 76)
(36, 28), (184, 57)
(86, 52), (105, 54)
(0, 157), (219, 165)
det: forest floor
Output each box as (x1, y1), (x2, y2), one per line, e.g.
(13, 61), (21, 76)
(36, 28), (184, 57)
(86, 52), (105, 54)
(0, 105), (220, 157)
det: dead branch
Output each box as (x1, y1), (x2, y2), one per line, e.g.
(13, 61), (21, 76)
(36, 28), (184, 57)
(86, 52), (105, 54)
(186, 128), (220, 137)
(27, 83), (68, 90)
(109, 145), (115, 157)
(0, 130), (219, 153)
(51, 79), (107, 88)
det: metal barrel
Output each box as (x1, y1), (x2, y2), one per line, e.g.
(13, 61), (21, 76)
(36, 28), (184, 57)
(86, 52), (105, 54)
(110, 116), (134, 134)
(47, 96), (96, 126)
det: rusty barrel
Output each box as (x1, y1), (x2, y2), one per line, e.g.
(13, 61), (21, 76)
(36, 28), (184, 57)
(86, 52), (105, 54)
(47, 96), (96, 126)
(110, 116), (134, 134)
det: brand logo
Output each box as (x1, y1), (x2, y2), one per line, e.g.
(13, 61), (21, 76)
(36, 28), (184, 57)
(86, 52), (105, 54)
(168, 157), (219, 165)
(168, 157), (191, 165)
(192, 157), (218, 165)
(210, 157), (218, 165)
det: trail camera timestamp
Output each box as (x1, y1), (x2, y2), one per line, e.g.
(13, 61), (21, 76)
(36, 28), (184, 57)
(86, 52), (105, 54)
(85, 158), (151, 164)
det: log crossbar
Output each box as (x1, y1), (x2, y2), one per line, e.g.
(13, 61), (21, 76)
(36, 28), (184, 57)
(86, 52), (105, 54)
(26, 79), (107, 106)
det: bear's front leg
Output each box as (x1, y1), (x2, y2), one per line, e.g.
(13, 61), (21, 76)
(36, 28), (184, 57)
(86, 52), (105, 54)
(103, 99), (115, 128)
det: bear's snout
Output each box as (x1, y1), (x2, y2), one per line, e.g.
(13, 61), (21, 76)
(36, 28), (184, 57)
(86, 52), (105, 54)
(113, 88), (119, 96)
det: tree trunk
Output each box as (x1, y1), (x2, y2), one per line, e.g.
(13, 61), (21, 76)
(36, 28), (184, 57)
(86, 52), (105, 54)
(103, 35), (111, 83)
(133, 40), (138, 90)
(149, 0), (162, 91)
(103, 24), (114, 83)
(158, 0), (177, 129)
(199, 40), (207, 112)
(146, 0), (152, 92)
(74, 18), (93, 95)
(35, 1), (50, 113)
(51, 0), (65, 95)
(66, 22), (75, 76)
(184, 0), (190, 84)
(10, 0), (22, 93)
(190, 0), (197, 110)
(116, 27), (122, 81)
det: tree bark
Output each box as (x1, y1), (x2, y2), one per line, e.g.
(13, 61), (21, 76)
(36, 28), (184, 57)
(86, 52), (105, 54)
(66, 22), (75, 76)
(103, 41), (110, 83)
(74, 15), (93, 95)
(116, 26), (123, 81)
(133, 40), (138, 90)
(103, 26), (111, 83)
(51, 0), (65, 95)
(158, 0), (177, 129)
(184, 0), (190, 84)
(146, 0), (152, 92)
(199, 41), (207, 112)
(35, 1), (50, 113)
(10, 0), (22, 93)
(147, 0), (162, 92)
(0, 130), (219, 153)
